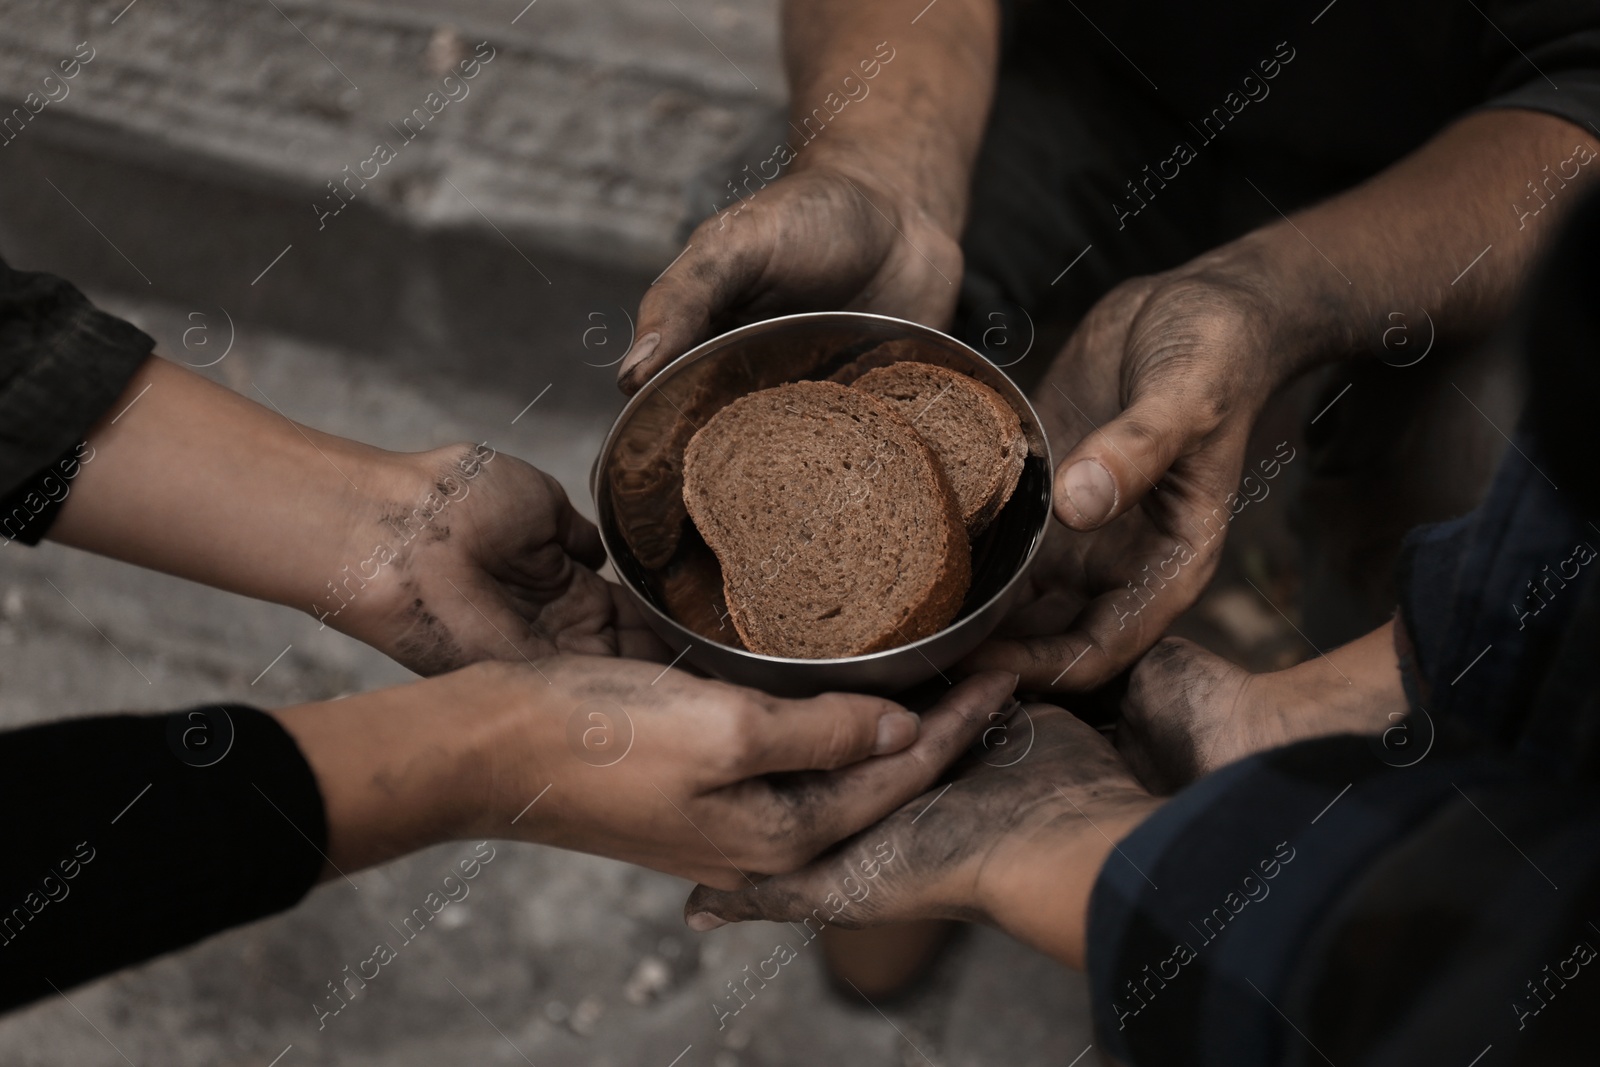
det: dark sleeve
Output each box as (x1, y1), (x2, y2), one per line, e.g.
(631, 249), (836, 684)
(1476, 1), (1600, 136)
(1087, 736), (1600, 1066)
(0, 254), (154, 543)
(0, 706), (327, 1013)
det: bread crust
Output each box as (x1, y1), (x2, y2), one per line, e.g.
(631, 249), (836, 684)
(853, 361), (1027, 536)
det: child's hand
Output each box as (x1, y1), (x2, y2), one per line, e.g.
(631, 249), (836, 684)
(52, 357), (668, 677)
(278, 662), (1019, 889)
(325, 443), (672, 675)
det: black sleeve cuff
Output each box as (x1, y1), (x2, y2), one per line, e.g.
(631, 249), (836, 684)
(0, 706), (327, 1013)
(0, 440), (91, 546)
(0, 257), (153, 496)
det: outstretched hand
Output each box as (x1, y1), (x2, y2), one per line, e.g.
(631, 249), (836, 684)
(492, 664), (1022, 889)
(1117, 626), (1410, 794)
(327, 444), (671, 675)
(682, 702), (1162, 968)
(282, 661), (1022, 891)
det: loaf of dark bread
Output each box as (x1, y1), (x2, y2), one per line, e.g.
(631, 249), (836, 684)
(681, 380), (970, 658)
(851, 361), (1027, 535)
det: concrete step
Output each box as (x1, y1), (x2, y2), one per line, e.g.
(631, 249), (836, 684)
(0, 0), (783, 410)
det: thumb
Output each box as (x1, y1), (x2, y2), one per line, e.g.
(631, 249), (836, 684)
(747, 671), (1018, 775)
(619, 228), (763, 394)
(1053, 393), (1195, 531)
(750, 692), (921, 775)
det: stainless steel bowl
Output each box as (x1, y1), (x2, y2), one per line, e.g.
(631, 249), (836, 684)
(591, 311), (1053, 696)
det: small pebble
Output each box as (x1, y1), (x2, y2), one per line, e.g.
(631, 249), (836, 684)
(570, 994), (604, 1036)
(623, 955), (672, 1005)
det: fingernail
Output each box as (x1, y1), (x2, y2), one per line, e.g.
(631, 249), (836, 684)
(1061, 459), (1117, 527)
(619, 332), (661, 382)
(873, 710), (920, 755)
(686, 911), (728, 932)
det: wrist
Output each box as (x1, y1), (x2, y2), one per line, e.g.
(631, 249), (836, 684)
(978, 793), (1164, 969)
(303, 443), (482, 641)
(790, 140), (969, 240)
(1197, 224), (1373, 378)
(452, 659), (565, 842)
(274, 667), (501, 874)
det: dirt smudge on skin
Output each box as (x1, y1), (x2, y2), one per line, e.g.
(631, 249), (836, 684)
(393, 593), (466, 676)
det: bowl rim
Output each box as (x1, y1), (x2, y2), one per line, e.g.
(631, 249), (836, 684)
(591, 310), (1055, 669)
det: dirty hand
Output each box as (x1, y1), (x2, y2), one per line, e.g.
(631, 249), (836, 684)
(1117, 626), (1411, 794)
(278, 662), (1018, 889)
(618, 165), (961, 393)
(967, 261), (1293, 692)
(327, 444), (670, 675)
(683, 702), (1162, 968)
(48, 358), (669, 678)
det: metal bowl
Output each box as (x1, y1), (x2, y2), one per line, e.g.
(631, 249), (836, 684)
(591, 311), (1053, 697)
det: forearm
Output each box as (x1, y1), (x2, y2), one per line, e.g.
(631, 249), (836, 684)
(48, 355), (412, 618)
(781, 0), (1000, 234)
(1220, 108), (1600, 375)
(981, 796), (1164, 969)
(272, 665), (517, 877)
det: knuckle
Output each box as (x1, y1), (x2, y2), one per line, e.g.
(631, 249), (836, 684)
(1111, 411), (1169, 457)
(817, 705), (872, 766)
(708, 701), (764, 770)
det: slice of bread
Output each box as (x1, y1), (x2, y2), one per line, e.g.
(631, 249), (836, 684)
(682, 380), (970, 658)
(653, 539), (745, 649)
(607, 357), (761, 568)
(827, 338), (927, 386)
(608, 340), (848, 569)
(852, 361), (1027, 535)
